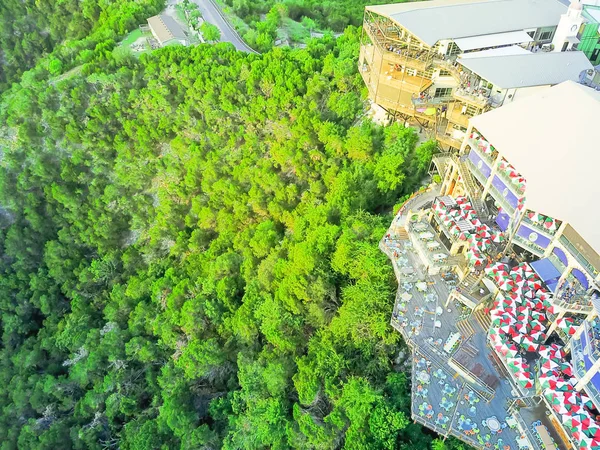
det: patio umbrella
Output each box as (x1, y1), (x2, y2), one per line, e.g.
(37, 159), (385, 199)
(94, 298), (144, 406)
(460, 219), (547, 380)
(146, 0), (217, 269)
(517, 376), (534, 389)
(562, 415), (582, 432)
(581, 395), (595, 409)
(401, 292), (412, 302)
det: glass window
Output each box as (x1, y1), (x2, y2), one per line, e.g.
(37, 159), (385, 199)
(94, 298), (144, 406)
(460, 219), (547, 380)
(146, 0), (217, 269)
(434, 87), (452, 97)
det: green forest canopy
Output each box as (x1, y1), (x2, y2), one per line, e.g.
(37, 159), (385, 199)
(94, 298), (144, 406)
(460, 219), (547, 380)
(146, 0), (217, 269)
(0, 0), (473, 449)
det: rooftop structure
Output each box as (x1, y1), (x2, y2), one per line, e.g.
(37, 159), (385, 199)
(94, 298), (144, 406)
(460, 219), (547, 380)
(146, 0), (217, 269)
(469, 81), (600, 255)
(456, 51), (592, 89)
(365, 0), (566, 47)
(147, 15), (189, 47)
(359, 0), (597, 152)
(552, 0), (600, 65)
(382, 81), (600, 450)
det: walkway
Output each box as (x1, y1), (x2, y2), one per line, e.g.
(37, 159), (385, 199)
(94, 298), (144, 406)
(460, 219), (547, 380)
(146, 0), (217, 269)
(382, 190), (548, 450)
(189, 0), (257, 53)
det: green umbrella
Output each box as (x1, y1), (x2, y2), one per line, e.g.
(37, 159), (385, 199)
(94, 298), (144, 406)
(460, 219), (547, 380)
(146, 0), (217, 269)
(424, 107), (437, 116)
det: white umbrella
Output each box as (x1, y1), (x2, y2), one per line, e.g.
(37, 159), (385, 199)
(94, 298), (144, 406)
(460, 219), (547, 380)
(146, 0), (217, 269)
(401, 292), (412, 302)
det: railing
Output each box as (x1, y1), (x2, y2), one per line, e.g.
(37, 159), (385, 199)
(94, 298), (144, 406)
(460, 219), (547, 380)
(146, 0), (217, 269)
(466, 158), (489, 188)
(381, 49), (433, 71)
(513, 234), (545, 257)
(363, 26), (433, 71)
(456, 158), (481, 201)
(433, 57), (463, 82)
(571, 338), (587, 380)
(522, 215), (557, 237)
(453, 89), (491, 109)
(436, 132), (463, 150)
(467, 138), (496, 166)
(448, 357), (495, 400)
(487, 183), (515, 215)
(445, 106), (470, 128)
(495, 167), (526, 198)
(549, 296), (592, 314)
(559, 236), (600, 279)
(412, 95), (453, 107)
(431, 154), (451, 175)
(511, 409), (545, 450)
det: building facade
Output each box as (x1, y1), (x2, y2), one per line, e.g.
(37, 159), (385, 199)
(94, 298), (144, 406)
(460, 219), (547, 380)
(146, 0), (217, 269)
(361, 0), (595, 151)
(382, 81), (600, 450)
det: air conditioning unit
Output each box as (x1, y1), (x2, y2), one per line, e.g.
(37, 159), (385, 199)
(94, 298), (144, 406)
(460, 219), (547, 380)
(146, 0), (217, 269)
(541, 43), (554, 52)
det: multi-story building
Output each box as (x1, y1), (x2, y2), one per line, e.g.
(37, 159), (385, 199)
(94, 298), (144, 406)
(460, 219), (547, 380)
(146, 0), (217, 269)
(381, 81), (600, 450)
(552, 0), (600, 64)
(360, 0), (594, 150)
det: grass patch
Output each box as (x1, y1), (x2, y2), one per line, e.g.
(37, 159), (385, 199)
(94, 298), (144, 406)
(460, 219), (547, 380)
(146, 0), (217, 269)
(174, 5), (188, 24)
(282, 18), (310, 43)
(120, 28), (143, 47)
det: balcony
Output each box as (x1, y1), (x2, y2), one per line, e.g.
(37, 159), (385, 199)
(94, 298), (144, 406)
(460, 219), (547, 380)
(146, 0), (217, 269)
(513, 233), (545, 257)
(495, 166), (526, 197)
(466, 158), (489, 188)
(363, 25), (433, 72)
(377, 71), (433, 95)
(453, 88), (491, 109)
(466, 138), (496, 166)
(381, 49), (433, 72)
(436, 132), (462, 150)
(571, 338), (587, 381)
(412, 95), (453, 108)
(446, 103), (470, 128)
(522, 215), (558, 237)
(487, 183), (515, 215)
(432, 57), (462, 81)
(559, 236), (600, 279)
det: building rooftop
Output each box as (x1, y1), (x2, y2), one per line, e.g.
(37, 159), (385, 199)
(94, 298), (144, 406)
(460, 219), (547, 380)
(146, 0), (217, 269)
(365, 0), (567, 47)
(147, 15), (187, 44)
(469, 81), (600, 255)
(457, 51), (594, 88)
(453, 30), (533, 51)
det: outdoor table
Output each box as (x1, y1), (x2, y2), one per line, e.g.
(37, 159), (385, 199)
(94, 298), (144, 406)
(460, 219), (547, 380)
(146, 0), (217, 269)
(427, 241), (441, 249)
(417, 371), (431, 384)
(486, 417), (501, 433)
(433, 253), (448, 261)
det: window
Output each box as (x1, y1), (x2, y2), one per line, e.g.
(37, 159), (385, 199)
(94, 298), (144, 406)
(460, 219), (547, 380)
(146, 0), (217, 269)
(465, 104), (480, 117)
(446, 42), (460, 56)
(434, 87), (452, 97)
(539, 30), (553, 41)
(439, 70), (451, 77)
(593, 48), (600, 62)
(526, 31), (535, 38)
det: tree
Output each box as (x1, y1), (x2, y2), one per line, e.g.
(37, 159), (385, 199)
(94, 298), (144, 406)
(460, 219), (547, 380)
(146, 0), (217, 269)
(200, 22), (221, 43)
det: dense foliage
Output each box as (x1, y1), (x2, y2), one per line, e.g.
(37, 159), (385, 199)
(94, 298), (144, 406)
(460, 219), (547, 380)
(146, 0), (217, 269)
(0, 27), (452, 448)
(223, 0), (407, 32)
(0, 0), (163, 91)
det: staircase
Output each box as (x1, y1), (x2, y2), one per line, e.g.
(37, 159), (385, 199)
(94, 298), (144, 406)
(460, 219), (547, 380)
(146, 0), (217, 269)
(457, 319), (475, 339)
(460, 273), (480, 293)
(431, 154), (451, 176)
(396, 228), (409, 240)
(474, 307), (492, 331)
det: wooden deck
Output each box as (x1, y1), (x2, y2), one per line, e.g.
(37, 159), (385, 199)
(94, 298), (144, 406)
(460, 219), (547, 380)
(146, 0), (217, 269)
(381, 191), (564, 450)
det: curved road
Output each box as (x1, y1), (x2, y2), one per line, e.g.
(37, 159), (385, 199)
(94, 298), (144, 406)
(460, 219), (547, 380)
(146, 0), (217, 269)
(190, 0), (257, 53)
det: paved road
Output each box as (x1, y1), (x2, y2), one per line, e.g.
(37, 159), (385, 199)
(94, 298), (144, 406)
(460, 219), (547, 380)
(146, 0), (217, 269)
(190, 0), (257, 53)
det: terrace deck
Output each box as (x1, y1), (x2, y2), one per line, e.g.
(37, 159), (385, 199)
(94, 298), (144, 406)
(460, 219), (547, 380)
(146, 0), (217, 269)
(382, 190), (568, 450)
